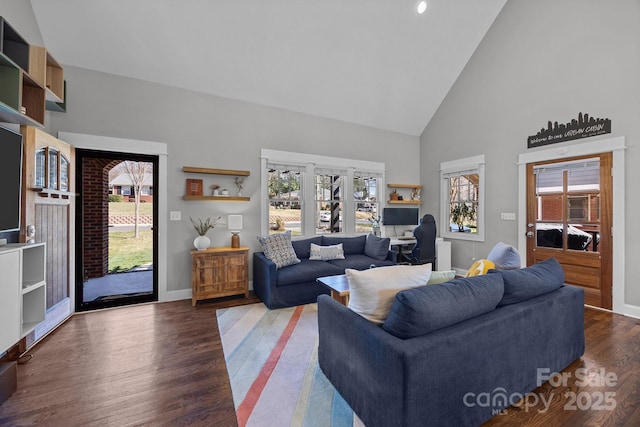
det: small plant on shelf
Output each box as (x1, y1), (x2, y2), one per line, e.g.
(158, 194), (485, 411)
(235, 177), (245, 196)
(190, 216), (222, 236)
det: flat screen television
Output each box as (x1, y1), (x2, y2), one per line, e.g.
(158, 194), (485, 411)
(0, 126), (23, 233)
(383, 207), (419, 226)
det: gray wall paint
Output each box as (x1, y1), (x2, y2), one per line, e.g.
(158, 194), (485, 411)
(0, 0), (44, 46)
(49, 66), (420, 292)
(420, 0), (640, 305)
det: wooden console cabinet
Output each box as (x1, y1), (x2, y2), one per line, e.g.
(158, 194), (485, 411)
(191, 246), (249, 306)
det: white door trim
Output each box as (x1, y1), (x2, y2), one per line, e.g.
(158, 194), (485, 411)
(57, 132), (170, 304)
(517, 136), (626, 315)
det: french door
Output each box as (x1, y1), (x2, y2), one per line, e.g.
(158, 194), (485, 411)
(526, 153), (612, 309)
(75, 149), (159, 311)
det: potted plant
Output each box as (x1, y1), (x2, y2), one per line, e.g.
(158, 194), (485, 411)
(368, 215), (382, 236)
(450, 203), (476, 232)
(190, 216), (222, 250)
(234, 177), (245, 197)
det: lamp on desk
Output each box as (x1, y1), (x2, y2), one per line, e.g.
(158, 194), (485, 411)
(228, 214), (243, 248)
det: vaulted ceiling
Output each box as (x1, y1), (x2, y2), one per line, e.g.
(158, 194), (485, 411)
(30, 0), (506, 136)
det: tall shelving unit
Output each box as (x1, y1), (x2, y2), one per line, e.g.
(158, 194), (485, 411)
(0, 16), (66, 127)
(20, 243), (46, 337)
(0, 243), (46, 354)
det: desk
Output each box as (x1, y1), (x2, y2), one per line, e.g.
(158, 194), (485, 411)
(389, 238), (416, 263)
(388, 238), (452, 271)
(389, 237), (416, 247)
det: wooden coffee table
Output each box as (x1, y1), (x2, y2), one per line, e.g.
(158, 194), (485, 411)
(317, 274), (350, 306)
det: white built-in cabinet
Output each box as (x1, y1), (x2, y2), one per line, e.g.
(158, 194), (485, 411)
(0, 243), (46, 354)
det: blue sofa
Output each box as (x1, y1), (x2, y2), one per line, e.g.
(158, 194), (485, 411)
(253, 234), (396, 309)
(318, 258), (585, 427)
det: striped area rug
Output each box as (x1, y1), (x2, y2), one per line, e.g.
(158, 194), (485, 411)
(217, 303), (364, 427)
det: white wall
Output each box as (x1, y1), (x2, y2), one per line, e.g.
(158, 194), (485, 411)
(48, 66), (420, 295)
(420, 0), (640, 309)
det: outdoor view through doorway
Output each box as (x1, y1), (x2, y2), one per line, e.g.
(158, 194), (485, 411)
(75, 149), (159, 311)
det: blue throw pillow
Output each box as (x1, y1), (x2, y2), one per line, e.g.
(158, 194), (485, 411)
(495, 257), (565, 307)
(364, 234), (391, 261)
(322, 235), (366, 255)
(487, 242), (521, 270)
(382, 273), (504, 339)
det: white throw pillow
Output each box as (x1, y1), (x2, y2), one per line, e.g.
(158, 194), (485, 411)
(309, 243), (345, 261)
(347, 264), (432, 324)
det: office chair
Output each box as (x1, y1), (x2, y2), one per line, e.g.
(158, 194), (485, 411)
(403, 214), (436, 267)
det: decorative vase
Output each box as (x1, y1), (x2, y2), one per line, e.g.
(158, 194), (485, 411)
(221, 189), (229, 196)
(193, 235), (210, 250)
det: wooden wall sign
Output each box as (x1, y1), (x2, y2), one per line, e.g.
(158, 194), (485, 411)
(528, 112), (611, 148)
(186, 179), (203, 196)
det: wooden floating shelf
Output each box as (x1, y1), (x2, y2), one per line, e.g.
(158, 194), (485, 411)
(183, 195), (250, 202)
(387, 200), (422, 205)
(182, 166), (250, 176)
(387, 183), (423, 189)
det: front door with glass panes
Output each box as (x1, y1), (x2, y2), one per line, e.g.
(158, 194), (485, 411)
(526, 153), (612, 309)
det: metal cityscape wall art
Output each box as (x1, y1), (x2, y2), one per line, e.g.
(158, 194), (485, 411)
(527, 112), (611, 149)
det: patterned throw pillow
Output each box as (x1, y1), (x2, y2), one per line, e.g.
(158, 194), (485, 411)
(309, 243), (345, 261)
(257, 231), (301, 269)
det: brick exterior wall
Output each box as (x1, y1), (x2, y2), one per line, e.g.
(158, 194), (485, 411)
(108, 215), (153, 225)
(82, 158), (121, 279)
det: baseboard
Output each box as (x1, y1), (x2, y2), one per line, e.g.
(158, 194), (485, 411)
(622, 304), (640, 320)
(452, 267), (467, 277)
(163, 281), (254, 303)
(163, 289), (191, 302)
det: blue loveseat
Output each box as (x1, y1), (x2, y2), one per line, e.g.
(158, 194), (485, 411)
(318, 258), (585, 427)
(253, 234), (396, 309)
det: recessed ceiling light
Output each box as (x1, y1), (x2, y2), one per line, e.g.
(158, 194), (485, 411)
(417, 1), (427, 14)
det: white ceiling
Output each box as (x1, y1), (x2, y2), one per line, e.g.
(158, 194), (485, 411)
(30, 0), (506, 136)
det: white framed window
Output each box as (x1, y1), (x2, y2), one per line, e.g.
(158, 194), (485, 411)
(261, 149), (385, 237)
(440, 155), (485, 241)
(315, 167), (347, 235)
(266, 164), (304, 235)
(354, 171), (381, 233)
(35, 147), (69, 191)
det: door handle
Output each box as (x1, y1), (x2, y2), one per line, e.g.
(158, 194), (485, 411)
(526, 231), (534, 238)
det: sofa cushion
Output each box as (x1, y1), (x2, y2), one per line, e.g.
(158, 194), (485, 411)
(322, 235), (366, 255)
(310, 243), (345, 261)
(487, 242), (521, 270)
(382, 273), (504, 339)
(364, 234), (391, 261)
(346, 264), (433, 324)
(291, 236), (322, 259)
(327, 254), (395, 270)
(257, 231), (300, 269)
(495, 257), (565, 307)
(277, 259), (344, 286)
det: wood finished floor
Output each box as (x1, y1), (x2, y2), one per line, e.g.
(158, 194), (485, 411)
(0, 300), (639, 426)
